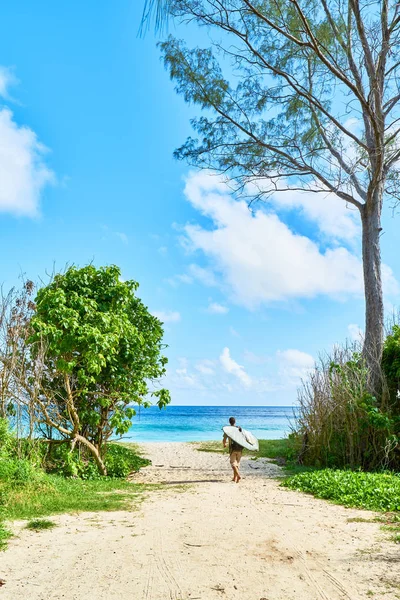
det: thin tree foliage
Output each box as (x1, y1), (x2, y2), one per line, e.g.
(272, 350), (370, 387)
(141, 0), (173, 33)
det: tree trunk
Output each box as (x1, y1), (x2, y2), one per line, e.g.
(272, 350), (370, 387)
(74, 433), (107, 476)
(360, 194), (384, 395)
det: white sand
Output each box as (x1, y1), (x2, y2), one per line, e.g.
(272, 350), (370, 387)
(1, 442), (398, 599)
(132, 441), (283, 483)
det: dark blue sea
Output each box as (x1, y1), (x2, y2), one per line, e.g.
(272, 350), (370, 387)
(123, 405), (295, 443)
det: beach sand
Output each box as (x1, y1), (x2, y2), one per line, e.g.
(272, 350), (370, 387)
(1, 442), (398, 599)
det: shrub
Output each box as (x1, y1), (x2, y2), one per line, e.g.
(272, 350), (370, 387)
(44, 443), (93, 479)
(28, 264), (170, 476)
(0, 458), (41, 485)
(44, 441), (150, 479)
(382, 324), (400, 408)
(294, 344), (398, 470)
(104, 444), (150, 478)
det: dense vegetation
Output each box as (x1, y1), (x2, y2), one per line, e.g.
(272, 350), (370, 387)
(273, 326), (400, 514)
(283, 470), (400, 512)
(292, 328), (400, 471)
(0, 265), (170, 475)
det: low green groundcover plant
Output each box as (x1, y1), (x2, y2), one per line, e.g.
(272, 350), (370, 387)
(282, 469), (400, 512)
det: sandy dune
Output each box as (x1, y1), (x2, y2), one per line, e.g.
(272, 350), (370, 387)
(1, 443), (398, 600)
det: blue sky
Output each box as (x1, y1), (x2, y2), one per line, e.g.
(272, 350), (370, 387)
(0, 1), (399, 406)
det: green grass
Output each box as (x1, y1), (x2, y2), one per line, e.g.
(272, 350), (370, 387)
(282, 469), (400, 512)
(3, 475), (147, 521)
(257, 439), (293, 460)
(0, 522), (11, 550)
(195, 441), (228, 454)
(375, 514), (400, 543)
(196, 438), (293, 460)
(25, 518), (56, 530)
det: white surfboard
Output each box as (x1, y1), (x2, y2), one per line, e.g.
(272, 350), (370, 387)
(223, 425), (259, 452)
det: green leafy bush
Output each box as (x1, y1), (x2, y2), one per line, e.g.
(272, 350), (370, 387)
(382, 324), (400, 407)
(45, 441), (150, 479)
(44, 443), (94, 479)
(104, 444), (150, 478)
(29, 265), (170, 475)
(0, 458), (46, 486)
(282, 469), (400, 511)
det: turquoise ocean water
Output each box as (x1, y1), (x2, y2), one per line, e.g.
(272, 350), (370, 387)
(123, 405), (295, 443)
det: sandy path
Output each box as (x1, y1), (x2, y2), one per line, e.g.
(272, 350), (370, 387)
(1, 443), (398, 600)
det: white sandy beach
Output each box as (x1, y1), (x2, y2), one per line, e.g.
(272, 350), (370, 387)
(1, 442), (399, 600)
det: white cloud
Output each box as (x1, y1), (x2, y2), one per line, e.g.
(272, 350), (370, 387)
(0, 107), (54, 217)
(195, 359), (216, 375)
(263, 186), (360, 241)
(153, 310), (181, 323)
(0, 66), (17, 100)
(229, 326), (240, 338)
(219, 347), (252, 387)
(243, 350), (270, 365)
(348, 323), (363, 341)
(101, 226), (129, 245)
(178, 273), (194, 284)
(277, 349), (315, 381)
(183, 171), (366, 308)
(206, 302), (229, 314)
(167, 265), (218, 288)
(162, 348), (313, 399)
(166, 273), (194, 287)
(174, 367), (198, 387)
(162, 357), (205, 390)
(188, 263), (218, 287)
(382, 263), (400, 297)
(116, 232), (129, 244)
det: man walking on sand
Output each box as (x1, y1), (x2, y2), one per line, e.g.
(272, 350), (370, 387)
(223, 417), (244, 483)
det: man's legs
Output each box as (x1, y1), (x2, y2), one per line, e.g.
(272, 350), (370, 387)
(230, 452), (242, 483)
(231, 465), (236, 481)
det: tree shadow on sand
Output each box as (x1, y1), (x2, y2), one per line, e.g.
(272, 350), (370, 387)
(160, 479), (225, 484)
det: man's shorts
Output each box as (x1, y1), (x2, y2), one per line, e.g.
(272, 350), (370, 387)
(230, 451), (242, 467)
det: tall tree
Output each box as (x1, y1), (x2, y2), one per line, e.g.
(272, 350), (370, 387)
(28, 265), (170, 474)
(143, 0), (400, 391)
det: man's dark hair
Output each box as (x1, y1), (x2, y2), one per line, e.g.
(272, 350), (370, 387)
(229, 417), (236, 425)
